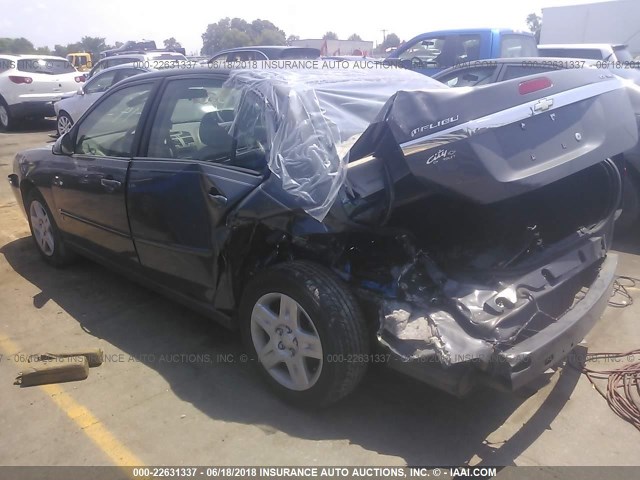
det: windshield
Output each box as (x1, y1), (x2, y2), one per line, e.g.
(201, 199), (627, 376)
(18, 58), (75, 74)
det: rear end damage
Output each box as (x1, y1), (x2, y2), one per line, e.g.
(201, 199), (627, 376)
(332, 71), (637, 395)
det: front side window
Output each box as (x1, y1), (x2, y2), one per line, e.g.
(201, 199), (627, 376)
(146, 77), (268, 172)
(75, 82), (153, 157)
(84, 70), (118, 94)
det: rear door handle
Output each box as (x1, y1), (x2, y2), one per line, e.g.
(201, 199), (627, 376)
(208, 187), (227, 205)
(100, 178), (121, 189)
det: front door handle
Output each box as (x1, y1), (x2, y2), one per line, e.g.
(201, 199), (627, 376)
(100, 178), (121, 189)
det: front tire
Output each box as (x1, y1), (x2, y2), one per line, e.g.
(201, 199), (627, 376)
(25, 188), (76, 267)
(56, 111), (74, 136)
(239, 261), (370, 407)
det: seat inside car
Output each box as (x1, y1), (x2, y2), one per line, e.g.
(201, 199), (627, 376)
(196, 112), (234, 162)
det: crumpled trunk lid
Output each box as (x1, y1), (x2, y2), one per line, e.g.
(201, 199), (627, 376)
(348, 68), (638, 203)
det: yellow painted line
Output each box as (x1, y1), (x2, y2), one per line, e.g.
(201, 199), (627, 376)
(1, 336), (145, 470)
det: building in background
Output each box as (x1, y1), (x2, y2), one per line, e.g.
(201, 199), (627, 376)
(292, 39), (374, 56)
(541, 0), (640, 55)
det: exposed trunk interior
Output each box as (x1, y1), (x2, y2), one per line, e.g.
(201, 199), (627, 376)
(387, 161), (618, 275)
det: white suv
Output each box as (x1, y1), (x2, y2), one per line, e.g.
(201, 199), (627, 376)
(0, 55), (84, 131)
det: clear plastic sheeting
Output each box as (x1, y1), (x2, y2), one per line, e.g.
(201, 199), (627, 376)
(223, 66), (444, 221)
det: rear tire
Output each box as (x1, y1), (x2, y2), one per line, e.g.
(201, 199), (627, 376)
(0, 98), (13, 132)
(616, 172), (640, 236)
(239, 261), (370, 407)
(25, 188), (76, 267)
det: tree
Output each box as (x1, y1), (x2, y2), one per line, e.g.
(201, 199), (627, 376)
(0, 37), (36, 54)
(78, 36), (109, 56)
(347, 34), (362, 41)
(323, 32), (338, 40)
(201, 17), (287, 55)
(378, 32), (400, 52)
(163, 37), (182, 50)
(286, 35), (300, 46)
(526, 13), (542, 43)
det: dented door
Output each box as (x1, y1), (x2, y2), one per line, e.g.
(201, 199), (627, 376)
(126, 160), (261, 301)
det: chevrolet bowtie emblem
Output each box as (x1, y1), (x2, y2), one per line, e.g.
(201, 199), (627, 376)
(532, 98), (554, 114)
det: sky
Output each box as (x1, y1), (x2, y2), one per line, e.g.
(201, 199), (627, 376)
(0, 0), (615, 55)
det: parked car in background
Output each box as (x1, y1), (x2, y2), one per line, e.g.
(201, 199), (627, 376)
(55, 64), (151, 136)
(100, 40), (158, 58)
(0, 55), (84, 131)
(433, 57), (640, 232)
(9, 66), (638, 405)
(87, 50), (187, 78)
(539, 44), (637, 65)
(66, 53), (93, 72)
(206, 46), (320, 63)
(385, 28), (538, 75)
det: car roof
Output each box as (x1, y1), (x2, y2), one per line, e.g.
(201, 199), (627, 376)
(91, 63), (153, 74)
(213, 46), (318, 55)
(0, 54), (69, 61)
(539, 44), (627, 50)
(432, 57), (599, 79)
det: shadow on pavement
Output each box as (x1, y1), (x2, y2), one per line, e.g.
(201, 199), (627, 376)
(1, 236), (582, 466)
(1, 118), (56, 135)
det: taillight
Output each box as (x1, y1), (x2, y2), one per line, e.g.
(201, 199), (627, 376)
(9, 76), (33, 84)
(75, 75), (86, 83)
(519, 77), (553, 95)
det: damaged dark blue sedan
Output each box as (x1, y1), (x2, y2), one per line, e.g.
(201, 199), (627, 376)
(8, 65), (638, 406)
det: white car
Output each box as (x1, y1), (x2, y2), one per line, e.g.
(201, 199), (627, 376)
(54, 64), (150, 136)
(0, 55), (84, 131)
(86, 51), (187, 78)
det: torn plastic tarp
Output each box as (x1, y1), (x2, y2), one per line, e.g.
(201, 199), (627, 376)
(223, 67), (445, 220)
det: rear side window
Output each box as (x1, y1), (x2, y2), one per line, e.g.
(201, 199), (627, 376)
(17, 59), (74, 74)
(279, 48), (320, 60)
(500, 35), (538, 58)
(147, 77), (268, 172)
(398, 34), (481, 68)
(0, 58), (12, 72)
(502, 65), (557, 81)
(437, 66), (497, 87)
(539, 48), (603, 60)
(148, 53), (187, 61)
(613, 46), (634, 62)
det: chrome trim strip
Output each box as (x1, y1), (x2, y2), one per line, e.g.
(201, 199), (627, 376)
(400, 78), (625, 157)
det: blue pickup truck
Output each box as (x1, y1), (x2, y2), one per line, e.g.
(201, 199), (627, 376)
(385, 28), (538, 76)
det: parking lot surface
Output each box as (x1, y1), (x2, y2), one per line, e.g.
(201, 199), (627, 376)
(0, 123), (639, 468)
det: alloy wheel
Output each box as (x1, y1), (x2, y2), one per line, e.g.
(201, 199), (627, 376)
(30, 200), (55, 256)
(250, 293), (323, 391)
(57, 114), (73, 136)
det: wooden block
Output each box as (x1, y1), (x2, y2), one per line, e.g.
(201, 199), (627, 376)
(31, 349), (104, 367)
(17, 357), (89, 387)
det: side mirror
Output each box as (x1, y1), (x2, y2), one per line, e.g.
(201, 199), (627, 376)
(77, 87), (85, 95)
(52, 132), (74, 156)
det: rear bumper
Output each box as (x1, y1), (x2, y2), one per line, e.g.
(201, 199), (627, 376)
(9, 101), (56, 118)
(489, 254), (616, 390)
(384, 254), (617, 395)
